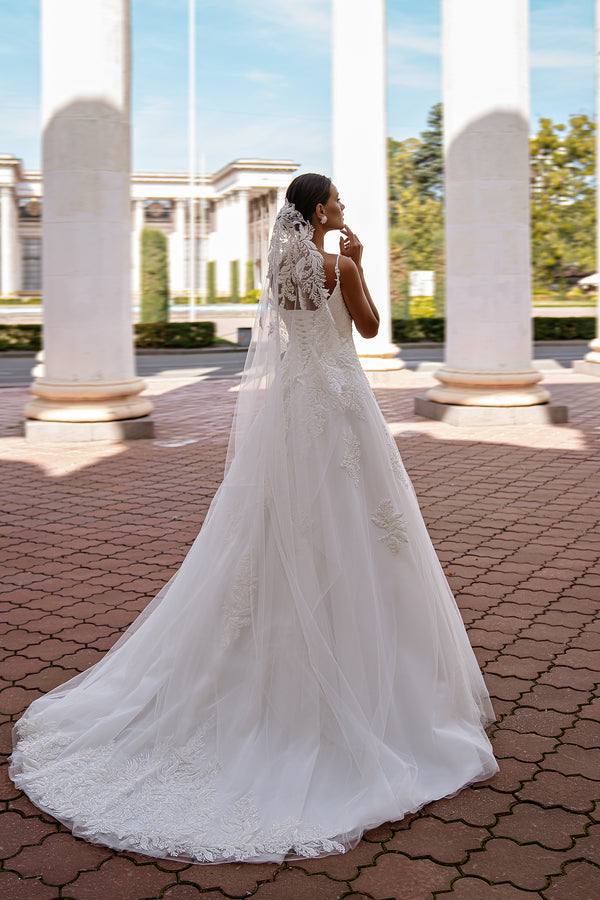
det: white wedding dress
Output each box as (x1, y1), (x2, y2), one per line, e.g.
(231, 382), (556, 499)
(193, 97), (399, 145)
(10, 255), (499, 864)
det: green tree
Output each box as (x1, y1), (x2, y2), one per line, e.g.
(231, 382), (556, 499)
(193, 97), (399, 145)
(388, 115), (444, 317)
(412, 102), (444, 201)
(230, 260), (240, 302)
(530, 114), (596, 288)
(140, 228), (169, 323)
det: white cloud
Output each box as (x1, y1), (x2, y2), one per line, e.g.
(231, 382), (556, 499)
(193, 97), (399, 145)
(531, 49), (593, 70)
(387, 25), (440, 57)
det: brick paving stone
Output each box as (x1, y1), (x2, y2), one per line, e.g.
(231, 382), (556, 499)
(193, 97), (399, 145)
(436, 876), (535, 898)
(564, 822), (600, 865)
(252, 868), (346, 899)
(383, 817), (487, 864)
(0, 871), (58, 900)
(579, 697), (600, 723)
(491, 729), (557, 762)
(482, 673), (530, 702)
(161, 885), (205, 899)
(517, 771), (598, 812)
(177, 860), (283, 895)
(561, 719), (600, 749)
(421, 786), (513, 827)
(484, 654), (550, 680)
(461, 836), (565, 890)
(483, 757), (538, 793)
(0, 812), (57, 859)
(496, 706), (574, 736)
(517, 683), (590, 714)
(491, 802), (588, 849)
(538, 665), (599, 691)
(540, 744), (600, 781)
(5, 832), (112, 886)
(290, 839), (380, 879)
(543, 859), (600, 900)
(68, 856), (175, 899)
(351, 852), (456, 898)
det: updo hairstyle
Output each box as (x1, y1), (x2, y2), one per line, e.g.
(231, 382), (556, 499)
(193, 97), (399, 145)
(286, 173), (332, 225)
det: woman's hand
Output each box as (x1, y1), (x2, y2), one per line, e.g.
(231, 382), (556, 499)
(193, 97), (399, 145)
(339, 225), (363, 268)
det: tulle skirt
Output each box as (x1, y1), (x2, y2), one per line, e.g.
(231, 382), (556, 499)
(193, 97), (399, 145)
(10, 340), (498, 864)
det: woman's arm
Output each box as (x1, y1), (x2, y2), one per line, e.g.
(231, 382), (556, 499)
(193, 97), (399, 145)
(338, 226), (380, 339)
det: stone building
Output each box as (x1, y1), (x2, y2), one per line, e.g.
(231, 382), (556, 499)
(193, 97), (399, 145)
(0, 153), (297, 299)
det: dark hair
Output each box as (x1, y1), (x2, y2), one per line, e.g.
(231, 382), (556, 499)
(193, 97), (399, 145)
(286, 173), (332, 224)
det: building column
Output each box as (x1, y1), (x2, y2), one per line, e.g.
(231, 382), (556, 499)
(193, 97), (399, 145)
(132, 198), (144, 300)
(574, 0), (600, 376)
(25, 0), (153, 440)
(331, 0), (403, 374)
(1, 186), (20, 296)
(169, 199), (186, 296)
(234, 188), (249, 297)
(416, 0), (566, 425)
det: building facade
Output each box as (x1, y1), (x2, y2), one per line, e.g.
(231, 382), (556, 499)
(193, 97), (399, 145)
(0, 153), (298, 299)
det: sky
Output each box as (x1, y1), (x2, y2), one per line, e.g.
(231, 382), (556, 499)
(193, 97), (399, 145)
(0, 0), (595, 177)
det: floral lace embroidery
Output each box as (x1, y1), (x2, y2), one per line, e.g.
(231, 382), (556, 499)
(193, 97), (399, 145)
(11, 717), (345, 863)
(222, 552), (257, 648)
(341, 428), (360, 487)
(383, 427), (409, 488)
(371, 499), (409, 554)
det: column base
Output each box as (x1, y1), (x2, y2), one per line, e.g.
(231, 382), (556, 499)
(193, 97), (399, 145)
(573, 338), (600, 376)
(25, 417), (154, 443)
(414, 397), (568, 426)
(359, 344), (405, 386)
(572, 360), (600, 377)
(24, 377), (154, 422)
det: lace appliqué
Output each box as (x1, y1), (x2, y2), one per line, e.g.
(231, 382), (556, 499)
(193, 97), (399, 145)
(383, 427), (409, 488)
(222, 552), (257, 648)
(268, 201), (328, 311)
(371, 499), (409, 554)
(341, 428), (360, 487)
(11, 717), (345, 863)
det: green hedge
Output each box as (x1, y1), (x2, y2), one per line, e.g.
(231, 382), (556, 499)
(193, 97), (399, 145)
(0, 324), (42, 351)
(533, 317), (595, 340)
(0, 323), (215, 351)
(134, 322), (215, 348)
(392, 318), (445, 342)
(391, 316), (596, 343)
(0, 317), (595, 352)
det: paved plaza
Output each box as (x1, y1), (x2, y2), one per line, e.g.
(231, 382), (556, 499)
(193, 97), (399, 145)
(0, 366), (599, 899)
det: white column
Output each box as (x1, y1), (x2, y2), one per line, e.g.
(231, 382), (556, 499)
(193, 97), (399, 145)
(575, 0), (600, 375)
(235, 189), (249, 297)
(26, 0), (153, 438)
(132, 198), (144, 300)
(169, 199), (186, 296)
(332, 0), (402, 370)
(1, 186), (20, 295)
(417, 0), (565, 424)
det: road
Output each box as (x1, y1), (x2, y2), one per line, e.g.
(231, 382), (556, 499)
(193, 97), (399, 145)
(0, 343), (589, 387)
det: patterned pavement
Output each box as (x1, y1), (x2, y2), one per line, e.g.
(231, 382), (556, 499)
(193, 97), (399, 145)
(0, 366), (599, 900)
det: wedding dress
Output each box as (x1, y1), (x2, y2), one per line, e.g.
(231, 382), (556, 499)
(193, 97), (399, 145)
(10, 202), (498, 865)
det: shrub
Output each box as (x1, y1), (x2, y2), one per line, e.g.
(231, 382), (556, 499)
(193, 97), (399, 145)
(0, 324), (42, 350)
(230, 260), (240, 303)
(245, 260), (255, 294)
(533, 317), (595, 341)
(206, 261), (216, 304)
(242, 289), (260, 304)
(392, 317), (445, 342)
(409, 295), (436, 318)
(134, 322), (215, 348)
(140, 228), (169, 323)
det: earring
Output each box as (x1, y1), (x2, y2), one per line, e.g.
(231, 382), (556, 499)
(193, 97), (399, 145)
(320, 215), (328, 225)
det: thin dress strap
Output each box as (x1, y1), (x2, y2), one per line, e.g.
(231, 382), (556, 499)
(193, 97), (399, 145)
(334, 254), (341, 287)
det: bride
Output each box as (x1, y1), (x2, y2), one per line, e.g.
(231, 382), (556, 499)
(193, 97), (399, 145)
(10, 173), (498, 864)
